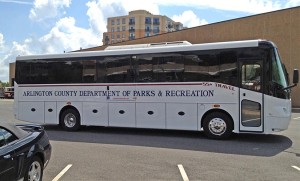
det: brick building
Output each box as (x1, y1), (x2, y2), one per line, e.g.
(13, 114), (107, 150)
(102, 10), (183, 45)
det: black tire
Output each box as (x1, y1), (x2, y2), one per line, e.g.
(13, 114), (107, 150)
(60, 108), (81, 131)
(24, 156), (43, 181)
(203, 112), (233, 139)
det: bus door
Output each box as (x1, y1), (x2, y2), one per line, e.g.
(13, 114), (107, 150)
(239, 59), (263, 132)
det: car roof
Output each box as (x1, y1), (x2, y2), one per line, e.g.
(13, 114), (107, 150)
(0, 122), (30, 139)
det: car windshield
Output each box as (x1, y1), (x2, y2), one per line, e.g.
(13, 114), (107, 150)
(272, 48), (288, 88)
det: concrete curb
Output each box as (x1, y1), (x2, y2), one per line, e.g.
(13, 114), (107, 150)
(292, 108), (300, 113)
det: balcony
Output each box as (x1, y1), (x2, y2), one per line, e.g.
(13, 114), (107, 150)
(153, 22), (160, 25)
(129, 21), (135, 25)
(129, 36), (135, 40)
(145, 28), (152, 32)
(145, 20), (152, 24)
(153, 29), (160, 34)
(129, 29), (135, 32)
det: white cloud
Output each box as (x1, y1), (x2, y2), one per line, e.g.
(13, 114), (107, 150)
(95, 0), (159, 15)
(172, 10), (208, 28)
(0, 0), (32, 5)
(123, 0), (290, 14)
(285, 0), (300, 7)
(86, 1), (114, 35)
(39, 17), (99, 53)
(85, 0), (160, 34)
(0, 33), (4, 50)
(29, 0), (71, 21)
(0, 38), (33, 82)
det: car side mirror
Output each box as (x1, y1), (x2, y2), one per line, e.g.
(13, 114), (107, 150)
(293, 69), (299, 84)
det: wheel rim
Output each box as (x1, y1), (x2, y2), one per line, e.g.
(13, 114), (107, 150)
(28, 161), (41, 181)
(208, 118), (227, 135)
(64, 113), (76, 128)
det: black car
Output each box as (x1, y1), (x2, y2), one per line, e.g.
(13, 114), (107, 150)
(0, 123), (51, 181)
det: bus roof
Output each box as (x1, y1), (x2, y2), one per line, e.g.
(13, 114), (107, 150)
(16, 39), (269, 61)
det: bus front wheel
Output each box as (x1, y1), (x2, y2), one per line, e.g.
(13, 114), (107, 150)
(203, 112), (233, 139)
(60, 109), (81, 131)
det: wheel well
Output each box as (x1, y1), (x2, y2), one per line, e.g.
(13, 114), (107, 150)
(35, 152), (44, 165)
(201, 109), (234, 129)
(59, 106), (80, 125)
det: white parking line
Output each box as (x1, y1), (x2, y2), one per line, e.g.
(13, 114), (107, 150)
(52, 164), (72, 181)
(292, 166), (300, 171)
(178, 164), (189, 181)
(293, 117), (300, 120)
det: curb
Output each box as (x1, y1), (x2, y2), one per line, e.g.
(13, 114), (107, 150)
(0, 99), (14, 102)
(292, 108), (300, 113)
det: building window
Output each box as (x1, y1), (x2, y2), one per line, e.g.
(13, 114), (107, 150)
(122, 18), (126, 24)
(153, 18), (160, 25)
(129, 33), (135, 40)
(117, 19), (120, 25)
(117, 26), (120, 32)
(111, 27), (115, 32)
(111, 19), (115, 25)
(129, 26), (135, 32)
(122, 26), (126, 31)
(145, 32), (151, 37)
(153, 26), (159, 34)
(145, 17), (151, 24)
(122, 34), (126, 39)
(117, 34), (120, 39)
(129, 17), (135, 25)
(111, 34), (115, 39)
(105, 36), (109, 45)
(145, 25), (151, 32)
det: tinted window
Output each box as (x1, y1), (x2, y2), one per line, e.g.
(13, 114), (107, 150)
(82, 59), (96, 83)
(0, 128), (17, 147)
(106, 56), (133, 83)
(219, 51), (237, 86)
(152, 53), (184, 82)
(135, 55), (154, 82)
(16, 49), (241, 85)
(48, 59), (82, 83)
(0, 131), (5, 148)
(16, 60), (48, 84)
(96, 58), (108, 83)
(135, 53), (184, 82)
(183, 51), (218, 82)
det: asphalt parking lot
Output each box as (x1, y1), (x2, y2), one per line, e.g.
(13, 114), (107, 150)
(1, 99), (300, 181)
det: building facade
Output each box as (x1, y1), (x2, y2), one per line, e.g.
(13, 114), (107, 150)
(102, 10), (183, 45)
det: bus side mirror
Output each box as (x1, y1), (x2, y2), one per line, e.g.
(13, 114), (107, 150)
(293, 69), (299, 84)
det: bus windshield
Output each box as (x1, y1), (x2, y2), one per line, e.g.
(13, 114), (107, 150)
(272, 48), (288, 88)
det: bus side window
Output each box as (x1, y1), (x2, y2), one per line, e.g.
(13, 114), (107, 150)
(82, 60), (96, 83)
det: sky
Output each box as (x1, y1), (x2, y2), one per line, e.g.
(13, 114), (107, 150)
(0, 0), (300, 82)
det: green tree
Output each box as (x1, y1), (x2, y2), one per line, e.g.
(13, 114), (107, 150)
(0, 81), (9, 87)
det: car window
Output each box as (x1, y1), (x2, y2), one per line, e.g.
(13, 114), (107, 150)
(0, 128), (18, 146)
(0, 132), (5, 148)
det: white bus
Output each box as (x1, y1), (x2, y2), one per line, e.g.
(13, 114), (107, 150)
(14, 40), (298, 139)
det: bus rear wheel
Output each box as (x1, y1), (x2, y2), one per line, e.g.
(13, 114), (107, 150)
(203, 112), (233, 139)
(60, 108), (81, 131)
